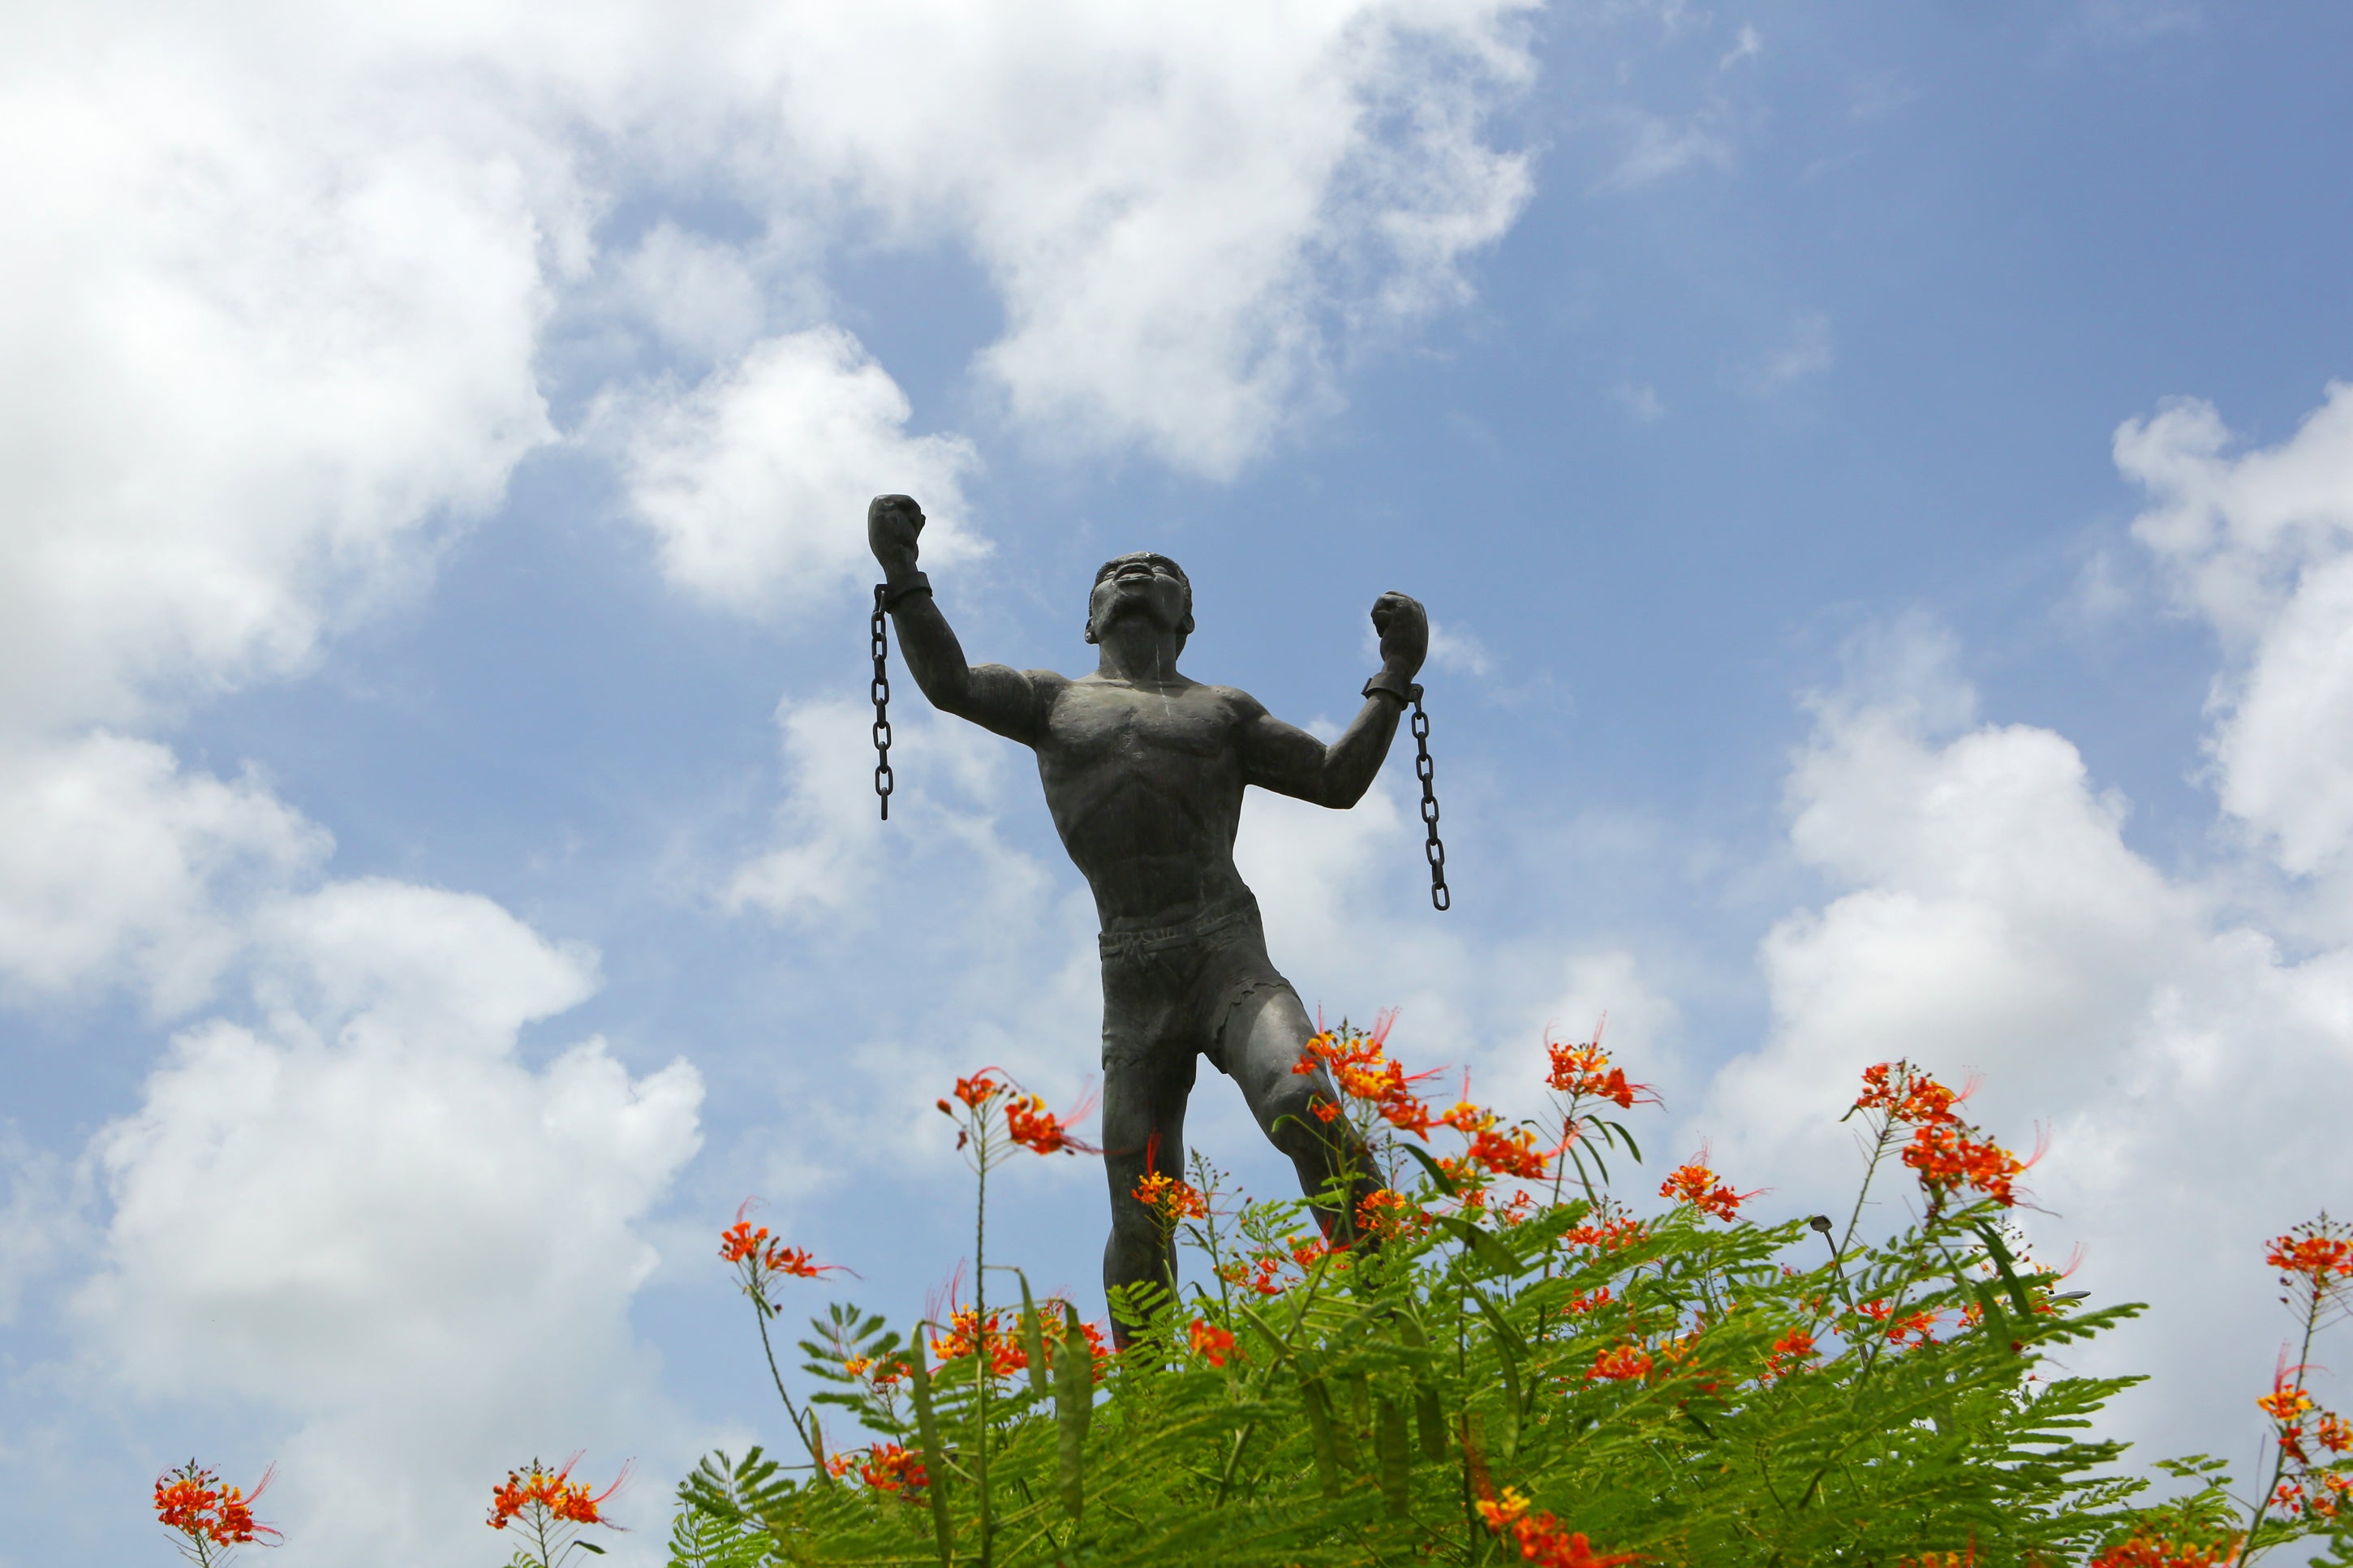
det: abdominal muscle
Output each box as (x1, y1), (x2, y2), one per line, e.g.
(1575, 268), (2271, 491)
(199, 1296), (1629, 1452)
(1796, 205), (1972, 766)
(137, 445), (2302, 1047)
(1041, 763), (1252, 931)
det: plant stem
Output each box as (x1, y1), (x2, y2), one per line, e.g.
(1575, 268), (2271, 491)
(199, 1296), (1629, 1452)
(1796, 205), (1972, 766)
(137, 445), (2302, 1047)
(2234, 1280), (2323, 1567)
(753, 1295), (831, 1482)
(975, 1123), (994, 1567)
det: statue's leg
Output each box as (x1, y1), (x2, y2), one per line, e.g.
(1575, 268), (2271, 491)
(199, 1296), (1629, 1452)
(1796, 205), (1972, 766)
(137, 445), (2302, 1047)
(1100, 1049), (1189, 1341)
(1226, 987), (1384, 1241)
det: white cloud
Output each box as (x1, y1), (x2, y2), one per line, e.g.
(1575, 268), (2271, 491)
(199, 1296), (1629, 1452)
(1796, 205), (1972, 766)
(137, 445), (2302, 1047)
(1697, 614), (2353, 1469)
(0, 733), (327, 1015)
(76, 879), (700, 1568)
(0, 41), (569, 732)
(754, 1), (1538, 475)
(603, 329), (983, 618)
(4, 0), (1542, 732)
(2119, 384), (2353, 877)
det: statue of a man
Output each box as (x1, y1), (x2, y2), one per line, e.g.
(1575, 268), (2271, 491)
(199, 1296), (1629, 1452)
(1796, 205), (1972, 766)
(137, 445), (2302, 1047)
(867, 494), (1428, 1318)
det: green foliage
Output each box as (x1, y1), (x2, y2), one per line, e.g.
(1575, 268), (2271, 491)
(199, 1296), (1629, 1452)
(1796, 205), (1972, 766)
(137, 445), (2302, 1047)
(670, 1046), (2353, 1566)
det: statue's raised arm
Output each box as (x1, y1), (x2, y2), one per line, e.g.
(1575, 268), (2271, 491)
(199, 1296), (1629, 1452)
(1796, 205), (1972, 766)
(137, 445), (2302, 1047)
(1235, 590), (1428, 809)
(868, 494), (1055, 746)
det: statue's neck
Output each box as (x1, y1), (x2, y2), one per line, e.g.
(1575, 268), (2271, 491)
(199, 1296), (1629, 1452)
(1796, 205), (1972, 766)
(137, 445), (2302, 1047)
(1094, 622), (1184, 684)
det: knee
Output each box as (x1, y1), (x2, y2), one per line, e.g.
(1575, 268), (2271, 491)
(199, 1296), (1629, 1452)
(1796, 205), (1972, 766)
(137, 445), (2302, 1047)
(1254, 1070), (1333, 1136)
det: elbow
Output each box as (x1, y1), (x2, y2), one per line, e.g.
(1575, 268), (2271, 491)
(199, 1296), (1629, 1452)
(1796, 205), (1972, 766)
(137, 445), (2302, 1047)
(1318, 771), (1373, 810)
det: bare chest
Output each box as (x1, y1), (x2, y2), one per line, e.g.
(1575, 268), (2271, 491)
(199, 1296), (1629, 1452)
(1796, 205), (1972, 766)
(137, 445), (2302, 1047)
(1041, 682), (1237, 771)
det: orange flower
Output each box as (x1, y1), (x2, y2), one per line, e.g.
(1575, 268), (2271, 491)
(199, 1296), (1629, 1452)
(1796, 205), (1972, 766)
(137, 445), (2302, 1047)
(1293, 1015), (1443, 1137)
(2087, 1533), (2241, 1567)
(1563, 1215), (1649, 1253)
(1900, 1121), (2030, 1209)
(1467, 1124), (1551, 1180)
(949, 1072), (1003, 1109)
(1004, 1092), (1100, 1157)
(764, 1244), (835, 1278)
(932, 1306), (1026, 1375)
(486, 1454), (626, 1532)
(155, 1461), (281, 1552)
(1564, 1287), (1614, 1316)
(1188, 1318), (1237, 1367)
(1546, 1027), (1658, 1111)
(1763, 1328), (1815, 1380)
(2267, 1228), (2353, 1285)
(1657, 1158), (1754, 1222)
(2316, 1411), (2351, 1454)
(718, 1218), (768, 1265)
(1855, 1061), (1968, 1127)
(1586, 1342), (1653, 1382)
(2259, 1377), (2316, 1423)
(1356, 1186), (1425, 1238)
(720, 1201), (843, 1313)
(1133, 1168), (1207, 1224)
(1473, 1484), (1639, 1567)
(1219, 1256), (1287, 1297)
(856, 1442), (928, 1495)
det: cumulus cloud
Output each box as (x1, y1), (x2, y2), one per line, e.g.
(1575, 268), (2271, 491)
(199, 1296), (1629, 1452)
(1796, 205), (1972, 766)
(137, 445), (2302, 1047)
(603, 329), (983, 617)
(747, 1), (1538, 474)
(1696, 604), (2353, 1467)
(2119, 384), (2353, 877)
(76, 879), (699, 1568)
(0, 733), (327, 1015)
(0, 37), (568, 732)
(4, 0), (1541, 731)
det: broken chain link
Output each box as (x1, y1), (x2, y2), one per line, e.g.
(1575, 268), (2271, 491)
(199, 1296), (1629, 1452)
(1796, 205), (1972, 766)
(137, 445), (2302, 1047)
(871, 584), (893, 820)
(1411, 686), (1448, 911)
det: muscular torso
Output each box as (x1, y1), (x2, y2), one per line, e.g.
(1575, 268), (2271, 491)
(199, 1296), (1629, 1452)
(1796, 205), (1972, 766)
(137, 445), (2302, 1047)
(1030, 675), (1258, 930)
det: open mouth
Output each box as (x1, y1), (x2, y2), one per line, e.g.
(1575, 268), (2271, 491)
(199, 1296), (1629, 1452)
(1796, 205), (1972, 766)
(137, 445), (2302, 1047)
(1114, 563), (1156, 582)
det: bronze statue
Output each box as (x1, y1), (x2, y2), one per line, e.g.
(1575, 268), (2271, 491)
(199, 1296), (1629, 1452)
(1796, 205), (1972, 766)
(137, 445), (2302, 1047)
(866, 495), (1429, 1324)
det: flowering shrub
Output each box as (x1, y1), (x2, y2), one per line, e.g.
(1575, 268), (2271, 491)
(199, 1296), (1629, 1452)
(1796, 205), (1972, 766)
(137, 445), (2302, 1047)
(665, 1028), (2353, 1567)
(153, 1460), (278, 1566)
(487, 1455), (626, 1567)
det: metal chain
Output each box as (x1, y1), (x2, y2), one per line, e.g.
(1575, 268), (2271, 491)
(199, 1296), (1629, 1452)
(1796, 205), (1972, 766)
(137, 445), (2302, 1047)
(1411, 689), (1449, 911)
(871, 585), (893, 820)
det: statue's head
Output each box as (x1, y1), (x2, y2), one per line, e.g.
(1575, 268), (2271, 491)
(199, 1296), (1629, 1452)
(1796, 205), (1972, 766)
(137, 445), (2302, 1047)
(1086, 552), (1194, 650)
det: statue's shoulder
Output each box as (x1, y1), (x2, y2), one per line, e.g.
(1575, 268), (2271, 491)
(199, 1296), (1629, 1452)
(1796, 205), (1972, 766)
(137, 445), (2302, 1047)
(1195, 682), (1268, 720)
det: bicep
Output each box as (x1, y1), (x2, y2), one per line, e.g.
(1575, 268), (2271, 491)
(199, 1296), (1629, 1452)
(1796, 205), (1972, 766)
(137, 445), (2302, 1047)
(1237, 706), (1336, 804)
(952, 664), (1053, 745)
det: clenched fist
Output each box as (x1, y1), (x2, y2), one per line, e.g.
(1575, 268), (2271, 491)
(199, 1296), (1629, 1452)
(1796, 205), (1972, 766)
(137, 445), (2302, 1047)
(868, 494), (925, 578)
(1371, 591), (1428, 680)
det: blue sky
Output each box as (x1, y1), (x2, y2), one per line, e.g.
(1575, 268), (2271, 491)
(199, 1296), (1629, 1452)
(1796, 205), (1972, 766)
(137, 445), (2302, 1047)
(6, 3), (2352, 1562)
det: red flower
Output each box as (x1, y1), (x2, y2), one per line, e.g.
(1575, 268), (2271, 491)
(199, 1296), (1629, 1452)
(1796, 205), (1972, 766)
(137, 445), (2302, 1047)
(1220, 1255), (1287, 1297)
(1657, 1158), (1755, 1222)
(1854, 1060), (1969, 1127)
(1133, 1168), (1207, 1224)
(1586, 1342), (1654, 1382)
(1467, 1124), (1551, 1180)
(1475, 1486), (1640, 1567)
(1004, 1091), (1101, 1157)
(155, 1461), (281, 1553)
(1546, 1025), (1658, 1111)
(2267, 1229), (2353, 1285)
(487, 1454), (626, 1532)
(1763, 1328), (1815, 1380)
(949, 1072), (1003, 1109)
(2086, 1533), (2241, 1567)
(1188, 1318), (1237, 1368)
(855, 1442), (928, 1495)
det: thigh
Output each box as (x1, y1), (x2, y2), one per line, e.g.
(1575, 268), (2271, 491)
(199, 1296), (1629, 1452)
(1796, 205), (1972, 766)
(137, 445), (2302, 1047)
(1224, 983), (1324, 1132)
(1100, 1049), (1192, 1181)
